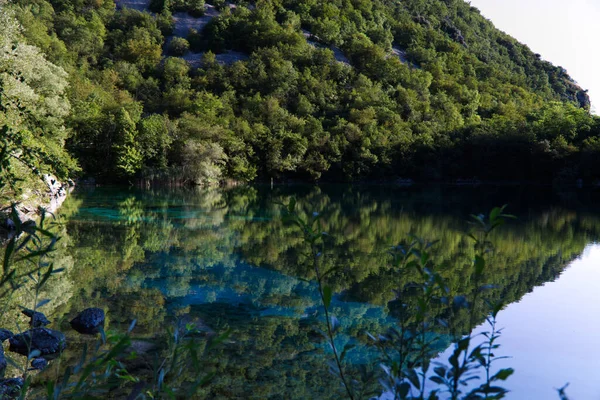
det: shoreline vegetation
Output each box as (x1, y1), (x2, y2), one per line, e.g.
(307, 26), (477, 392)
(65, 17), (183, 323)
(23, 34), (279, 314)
(3, 0), (600, 195)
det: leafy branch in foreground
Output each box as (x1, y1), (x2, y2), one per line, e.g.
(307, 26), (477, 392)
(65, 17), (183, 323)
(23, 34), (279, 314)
(373, 206), (517, 400)
(43, 322), (230, 399)
(283, 198), (358, 400)
(283, 201), (518, 400)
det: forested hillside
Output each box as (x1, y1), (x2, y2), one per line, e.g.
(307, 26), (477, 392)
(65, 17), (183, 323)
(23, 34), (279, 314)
(3, 0), (600, 187)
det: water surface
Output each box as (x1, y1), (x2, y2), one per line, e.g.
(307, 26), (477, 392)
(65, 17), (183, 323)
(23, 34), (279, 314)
(50, 185), (600, 398)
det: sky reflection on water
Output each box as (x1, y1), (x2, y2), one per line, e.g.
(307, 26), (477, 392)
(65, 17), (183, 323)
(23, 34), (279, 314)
(434, 244), (600, 399)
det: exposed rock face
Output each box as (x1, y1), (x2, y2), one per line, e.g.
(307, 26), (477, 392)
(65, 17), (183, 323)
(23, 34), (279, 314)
(413, 15), (431, 28)
(301, 29), (350, 65)
(31, 357), (48, 371)
(0, 329), (13, 342)
(21, 309), (51, 328)
(114, 0), (149, 11)
(577, 90), (591, 110)
(172, 7), (219, 38)
(181, 51), (249, 68)
(442, 18), (466, 46)
(1, 174), (73, 233)
(70, 308), (105, 334)
(9, 328), (66, 356)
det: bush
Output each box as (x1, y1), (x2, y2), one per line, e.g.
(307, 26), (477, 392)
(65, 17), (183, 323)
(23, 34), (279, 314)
(156, 10), (174, 36)
(187, 28), (203, 52)
(168, 37), (190, 56)
(169, 0), (205, 16)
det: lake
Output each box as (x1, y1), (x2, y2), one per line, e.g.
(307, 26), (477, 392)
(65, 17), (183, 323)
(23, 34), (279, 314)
(40, 184), (600, 398)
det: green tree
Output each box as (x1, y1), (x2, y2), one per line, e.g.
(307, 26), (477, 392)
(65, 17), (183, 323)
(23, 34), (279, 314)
(113, 108), (143, 178)
(0, 3), (77, 195)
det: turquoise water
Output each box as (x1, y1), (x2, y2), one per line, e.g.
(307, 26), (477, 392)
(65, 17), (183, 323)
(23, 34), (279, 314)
(55, 185), (600, 398)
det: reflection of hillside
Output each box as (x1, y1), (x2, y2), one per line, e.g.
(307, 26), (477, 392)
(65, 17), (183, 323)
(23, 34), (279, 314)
(41, 185), (600, 398)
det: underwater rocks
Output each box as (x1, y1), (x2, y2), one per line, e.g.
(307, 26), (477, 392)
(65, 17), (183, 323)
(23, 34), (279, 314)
(21, 309), (50, 328)
(70, 308), (105, 334)
(0, 345), (6, 371)
(9, 328), (66, 357)
(0, 378), (23, 397)
(30, 357), (48, 371)
(0, 329), (13, 342)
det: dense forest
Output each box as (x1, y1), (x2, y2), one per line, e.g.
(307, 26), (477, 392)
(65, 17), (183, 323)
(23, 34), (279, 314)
(2, 0), (600, 193)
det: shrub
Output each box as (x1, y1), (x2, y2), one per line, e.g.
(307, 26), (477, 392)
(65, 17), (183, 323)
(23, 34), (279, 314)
(168, 37), (190, 56)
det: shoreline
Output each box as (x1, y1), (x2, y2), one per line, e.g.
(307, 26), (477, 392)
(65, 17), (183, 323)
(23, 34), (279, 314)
(1, 175), (74, 231)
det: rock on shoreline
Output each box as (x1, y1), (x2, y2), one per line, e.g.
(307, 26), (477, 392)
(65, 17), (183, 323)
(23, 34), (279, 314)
(1, 174), (74, 234)
(9, 328), (66, 357)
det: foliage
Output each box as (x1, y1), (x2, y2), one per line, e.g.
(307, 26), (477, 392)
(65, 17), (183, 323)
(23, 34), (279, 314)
(0, 4), (78, 198)
(167, 37), (190, 56)
(5, 0), (599, 186)
(282, 199), (518, 399)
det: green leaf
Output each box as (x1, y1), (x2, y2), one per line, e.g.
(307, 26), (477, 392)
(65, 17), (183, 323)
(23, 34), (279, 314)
(37, 265), (54, 290)
(430, 376), (445, 385)
(474, 255), (485, 276)
(398, 382), (411, 398)
(406, 368), (421, 390)
(287, 198), (296, 213)
(2, 238), (15, 274)
(340, 343), (355, 361)
(207, 328), (232, 350)
(322, 285), (332, 309)
(490, 207), (501, 223)
(492, 368), (514, 381)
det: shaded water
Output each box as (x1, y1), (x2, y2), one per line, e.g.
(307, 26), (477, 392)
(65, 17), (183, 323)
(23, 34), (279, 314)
(45, 185), (600, 398)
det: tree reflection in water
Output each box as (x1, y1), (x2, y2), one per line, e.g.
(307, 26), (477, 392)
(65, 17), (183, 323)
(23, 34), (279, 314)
(17, 185), (600, 398)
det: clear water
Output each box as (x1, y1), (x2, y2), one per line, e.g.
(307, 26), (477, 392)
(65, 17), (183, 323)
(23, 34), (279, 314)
(51, 184), (600, 398)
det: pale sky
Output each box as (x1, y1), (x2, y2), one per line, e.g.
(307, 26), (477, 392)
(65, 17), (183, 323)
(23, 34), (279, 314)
(468, 0), (600, 113)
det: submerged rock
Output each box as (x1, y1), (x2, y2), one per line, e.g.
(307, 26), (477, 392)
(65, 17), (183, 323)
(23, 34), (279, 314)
(70, 308), (105, 334)
(0, 378), (23, 397)
(21, 309), (50, 328)
(31, 357), (48, 371)
(9, 328), (66, 356)
(0, 345), (6, 372)
(127, 339), (159, 355)
(0, 329), (13, 342)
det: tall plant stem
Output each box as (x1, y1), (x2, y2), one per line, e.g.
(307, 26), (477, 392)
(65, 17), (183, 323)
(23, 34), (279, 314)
(313, 244), (355, 400)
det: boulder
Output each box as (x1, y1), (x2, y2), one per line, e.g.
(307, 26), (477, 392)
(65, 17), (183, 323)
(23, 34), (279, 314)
(9, 328), (66, 356)
(70, 308), (105, 335)
(0, 378), (23, 397)
(21, 309), (50, 328)
(0, 329), (13, 342)
(31, 357), (48, 371)
(0, 345), (6, 372)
